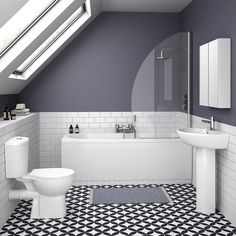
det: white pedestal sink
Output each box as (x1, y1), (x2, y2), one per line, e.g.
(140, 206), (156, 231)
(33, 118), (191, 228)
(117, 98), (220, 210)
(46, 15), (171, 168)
(177, 128), (229, 214)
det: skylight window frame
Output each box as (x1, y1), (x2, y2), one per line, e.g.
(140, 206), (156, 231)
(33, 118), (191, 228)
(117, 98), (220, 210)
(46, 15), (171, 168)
(0, 0), (61, 59)
(9, 0), (91, 81)
(0, 0), (79, 76)
(13, 3), (87, 76)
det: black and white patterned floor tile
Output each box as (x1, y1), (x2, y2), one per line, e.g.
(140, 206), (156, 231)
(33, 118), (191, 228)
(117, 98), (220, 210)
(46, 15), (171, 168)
(1, 184), (236, 235)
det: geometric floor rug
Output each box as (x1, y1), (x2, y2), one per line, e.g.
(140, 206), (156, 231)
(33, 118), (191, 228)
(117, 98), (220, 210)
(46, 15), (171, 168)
(91, 186), (171, 204)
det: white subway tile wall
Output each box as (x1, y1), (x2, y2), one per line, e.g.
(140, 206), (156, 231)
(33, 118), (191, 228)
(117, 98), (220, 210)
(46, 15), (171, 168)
(0, 114), (39, 229)
(39, 112), (188, 168)
(191, 115), (236, 226)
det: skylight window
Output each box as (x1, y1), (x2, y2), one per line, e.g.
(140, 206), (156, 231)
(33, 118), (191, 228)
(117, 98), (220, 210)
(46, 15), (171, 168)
(12, 4), (86, 77)
(0, 0), (60, 58)
(9, 0), (91, 81)
(0, 0), (80, 75)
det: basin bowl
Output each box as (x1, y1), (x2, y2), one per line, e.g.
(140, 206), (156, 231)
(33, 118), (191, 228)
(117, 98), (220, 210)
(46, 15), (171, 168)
(177, 128), (229, 149)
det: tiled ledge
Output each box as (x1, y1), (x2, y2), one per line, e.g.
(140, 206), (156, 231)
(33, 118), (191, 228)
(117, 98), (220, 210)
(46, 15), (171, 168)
(0, 113), (37, 136)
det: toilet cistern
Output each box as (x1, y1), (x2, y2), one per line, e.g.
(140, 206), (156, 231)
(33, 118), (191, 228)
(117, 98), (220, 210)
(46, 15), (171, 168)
(5, 136), (74, 219)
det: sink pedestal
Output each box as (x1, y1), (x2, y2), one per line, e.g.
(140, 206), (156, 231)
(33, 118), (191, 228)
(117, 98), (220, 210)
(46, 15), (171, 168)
(177, 128), (229, 214)
(196, 148), (216, 214)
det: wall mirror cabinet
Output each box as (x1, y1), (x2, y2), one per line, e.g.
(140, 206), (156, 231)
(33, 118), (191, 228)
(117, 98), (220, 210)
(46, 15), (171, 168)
(199, 38), (231, 108)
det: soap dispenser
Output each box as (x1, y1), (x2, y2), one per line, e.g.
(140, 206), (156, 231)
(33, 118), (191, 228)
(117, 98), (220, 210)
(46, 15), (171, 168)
(69, 125), (74, 134)
(75, 124), (80, 134)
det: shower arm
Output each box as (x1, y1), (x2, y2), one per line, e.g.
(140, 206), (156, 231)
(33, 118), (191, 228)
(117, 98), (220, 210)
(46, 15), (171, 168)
(157, 47), (188, 59)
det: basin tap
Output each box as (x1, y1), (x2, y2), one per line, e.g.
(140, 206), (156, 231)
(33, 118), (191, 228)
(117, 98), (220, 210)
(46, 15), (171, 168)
(202, 116), (215, 130)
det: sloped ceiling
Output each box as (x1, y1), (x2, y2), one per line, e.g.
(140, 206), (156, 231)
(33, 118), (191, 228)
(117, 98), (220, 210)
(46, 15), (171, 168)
(0, 0), (193, 94)
(0, 0), (103, 94)
(102, 0), (192, 12)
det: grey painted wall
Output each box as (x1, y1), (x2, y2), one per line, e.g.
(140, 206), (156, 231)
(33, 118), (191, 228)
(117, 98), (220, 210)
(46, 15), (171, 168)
(19, 12), (180, 112)
(0, 95), (18, 114)
(180, 0), (236, 126)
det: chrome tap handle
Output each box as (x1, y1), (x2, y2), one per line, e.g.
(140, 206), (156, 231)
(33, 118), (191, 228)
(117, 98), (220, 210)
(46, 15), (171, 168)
(210, 116), (215, 130)
(115, 124), (120, 133)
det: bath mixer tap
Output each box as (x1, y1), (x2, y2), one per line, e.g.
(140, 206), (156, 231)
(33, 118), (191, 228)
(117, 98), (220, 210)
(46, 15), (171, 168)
(115, 124), (135, 133)
(115, 115), (137, 138)
(202, 116), (215, 130)
(115, 122), (136, 137)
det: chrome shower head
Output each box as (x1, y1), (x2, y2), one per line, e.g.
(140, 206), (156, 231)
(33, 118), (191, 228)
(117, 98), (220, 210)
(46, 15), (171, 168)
(156, 47), (187, 61)
(156, 48), (169, 61)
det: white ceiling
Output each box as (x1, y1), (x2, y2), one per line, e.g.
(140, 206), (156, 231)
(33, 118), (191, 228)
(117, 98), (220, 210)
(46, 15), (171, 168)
(102, 0), (192, 13)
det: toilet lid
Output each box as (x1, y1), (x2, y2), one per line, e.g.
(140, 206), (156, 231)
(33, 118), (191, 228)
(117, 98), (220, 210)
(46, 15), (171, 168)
(29, 168), (74, 180)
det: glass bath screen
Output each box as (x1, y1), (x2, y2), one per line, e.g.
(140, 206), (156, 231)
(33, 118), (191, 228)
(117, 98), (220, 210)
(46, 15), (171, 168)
(131, 32), (190, 138)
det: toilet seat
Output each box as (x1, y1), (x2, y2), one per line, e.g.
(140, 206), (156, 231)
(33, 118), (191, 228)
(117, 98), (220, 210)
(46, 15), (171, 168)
(27, 168), (74, 180)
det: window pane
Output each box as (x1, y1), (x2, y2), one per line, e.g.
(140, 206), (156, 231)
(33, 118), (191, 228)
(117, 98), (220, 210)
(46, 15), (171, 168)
(0, 0), (59, 57)
(14, 4), (85, 75)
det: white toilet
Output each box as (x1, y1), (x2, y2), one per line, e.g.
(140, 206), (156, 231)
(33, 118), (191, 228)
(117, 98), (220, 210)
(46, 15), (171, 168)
(5, 136), (74, 219)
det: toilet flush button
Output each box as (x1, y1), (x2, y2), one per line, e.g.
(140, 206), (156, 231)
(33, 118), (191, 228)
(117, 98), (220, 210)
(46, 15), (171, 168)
(5, 136), (29, 146)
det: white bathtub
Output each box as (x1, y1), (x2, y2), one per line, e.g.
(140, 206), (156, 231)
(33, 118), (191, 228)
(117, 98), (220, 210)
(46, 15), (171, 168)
(62, 133), (192, 185)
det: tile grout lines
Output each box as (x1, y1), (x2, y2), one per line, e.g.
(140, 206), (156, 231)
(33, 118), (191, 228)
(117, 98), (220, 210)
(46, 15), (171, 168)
(1, 184), (236, 236)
